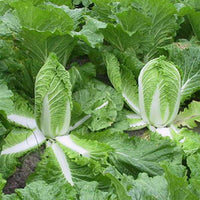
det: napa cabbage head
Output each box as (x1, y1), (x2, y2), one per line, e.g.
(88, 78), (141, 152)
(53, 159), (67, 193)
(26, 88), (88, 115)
(138, 57), (181, 128)
(35, 53), (72, 138)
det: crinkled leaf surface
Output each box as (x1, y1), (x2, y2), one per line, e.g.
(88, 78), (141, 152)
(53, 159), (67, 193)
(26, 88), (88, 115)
(0, 174), (6, 196)
(172, 128), (200, 155)
(77, 130), (183, 177)
(0, 81), (13, 115)
(162, 162), (198, 200)
(187, 153), (200, 180)
(47, 3), (85, 29)
(6, 93), (35, 129)
(11, 1), (74, 33)
(103, 23), (151, 55)
(166, 42), (200, 103)
(132, 0), (179, 60)
(0, 128), (45, 178)
(104, 163), (198, 200)
(139, 57), (181, 127)
(29, 143), (110, 188)
(15, 180), (76, 200)
(104, 52), (122, 92)
(73, 79), (123, 131)
(72, 16), (107, 48)
(77, 180), (116, 200)
(8, 1), (76, 68)
(69, 62), (96, 92)
(104, 53), (139, 114)
(174, 101), (200, 128)
(35, 53), (72, 138)
(116, 7), (151, 36)
(187, 8), (200, 40)
(187, 153), (200, 198)
(125, 112), (147, 130)
(0, 122), (7, 136)
(101, 0), (178, 60)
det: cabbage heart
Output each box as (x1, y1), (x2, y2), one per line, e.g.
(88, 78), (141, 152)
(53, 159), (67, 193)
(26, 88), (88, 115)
(138, 57), (181, 128)
(35, 53), (72, 138)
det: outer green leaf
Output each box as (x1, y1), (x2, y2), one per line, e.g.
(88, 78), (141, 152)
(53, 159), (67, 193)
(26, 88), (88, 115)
(6, 94), (36, 129)
(69, 62), (96, 92)
(104, 53), (139, 114)
(78, 181), (114, 200)
(184, 0), (200, 10)
(7, 1), (76, 72)
(0, 39), (34, 97)
(116, 7), (151, 36)
(78, 131), (182, 177)
(189, 178), (200, 199)
(0, 174), (6, 196)
(73, 0), (92, 7)
(72, 16), (107, 48)
(104, 52), (122, 92)
(35, 53), (72, 138)
(0, 10), (20, 37)
(56, 133), (113, 161)
(0, 81), (13, 115)
(162, 163), (198, 200)
(187, 153), (200, 198)
(0, 128), (45, 178)
(0, 1), (10, 16)
(166, 42), (200, 102)
(15, 180), (76, 200)
(174, 101), (200, 128)
(188, 9), (200, 40)
(20, 29), (75, 68)
(103, 23), (151, 54)
(69, 102), (89, 131)
(73, 80), (123, 131)
(187, 153), (200, 179)
(139, 57), (181, 127)
(103, 167), (131, 200)
(2, 194), (19, 200)
(132, 0), (178, 60)
(48, 4), (85, 29)
(125, 173), (168, 200)
(91, 0), (129, 22)
(47, 0), (72, 7)
(121, 67), (139, 114)
(1, 128), (45, 156)
(29, 144), (108, 188)
(11, 1), (74, 33)
(101, 0), (178, 59)
(0, 122), (6, 136)
(104, 162), (197, 200)
(172, 128), (200, 155)
(115, 48), (144, 78)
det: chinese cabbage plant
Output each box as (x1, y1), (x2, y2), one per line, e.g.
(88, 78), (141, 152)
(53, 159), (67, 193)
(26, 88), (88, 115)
(104, 53), (200, 140)
(0, 54), (113, 187)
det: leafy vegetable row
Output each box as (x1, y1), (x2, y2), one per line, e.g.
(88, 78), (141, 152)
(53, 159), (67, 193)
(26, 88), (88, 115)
(1, 0), (200, 199)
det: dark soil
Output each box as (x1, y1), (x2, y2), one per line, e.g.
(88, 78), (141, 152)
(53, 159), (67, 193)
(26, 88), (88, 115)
(127, 128), (148, 137)
(3, 146), (45, 194)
